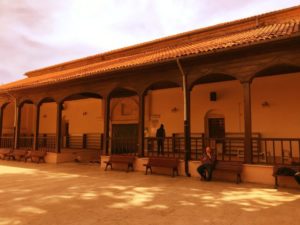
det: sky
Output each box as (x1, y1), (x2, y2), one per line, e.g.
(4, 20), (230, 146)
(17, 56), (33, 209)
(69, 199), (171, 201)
(0, 0), (299, 84)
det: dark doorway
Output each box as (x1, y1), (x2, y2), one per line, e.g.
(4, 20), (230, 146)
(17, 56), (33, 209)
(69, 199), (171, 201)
(111, 124), (138, 154)
(208, 118), (225, 139)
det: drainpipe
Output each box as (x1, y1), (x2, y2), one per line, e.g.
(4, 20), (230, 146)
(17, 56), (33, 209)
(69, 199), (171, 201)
(176, 58), (191, 177)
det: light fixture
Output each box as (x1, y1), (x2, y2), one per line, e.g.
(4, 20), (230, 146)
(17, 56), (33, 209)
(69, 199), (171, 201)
(261, 101), (270, 107)
(171, 107), (178, 112)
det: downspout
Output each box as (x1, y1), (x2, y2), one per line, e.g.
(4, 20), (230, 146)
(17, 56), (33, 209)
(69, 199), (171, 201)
(176, 58), (191, 177)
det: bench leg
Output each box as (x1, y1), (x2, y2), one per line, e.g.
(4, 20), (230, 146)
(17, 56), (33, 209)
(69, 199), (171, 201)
(127, 163), (133, 172)
(105, 162), (111, 171)
(145, 166), (152, 175)
(172, 168), (178, 177)
(237, 174), (242, 184)
(274, 176), (278, 189)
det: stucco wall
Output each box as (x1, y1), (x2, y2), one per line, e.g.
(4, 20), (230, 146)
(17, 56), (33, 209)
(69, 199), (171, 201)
(2, 103), (14, 134)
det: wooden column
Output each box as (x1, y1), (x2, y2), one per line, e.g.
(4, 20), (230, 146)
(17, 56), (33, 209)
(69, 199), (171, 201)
(103, 95), (110, 155)
(14, 104), (21, 149)
(0, 105), (4, 146)
(242, 81), (253, 164)
(55, 102), (62, 153)
(33, 104), (40, 150)
(177, 59), (191, 177)
(138, 93), (145, 157)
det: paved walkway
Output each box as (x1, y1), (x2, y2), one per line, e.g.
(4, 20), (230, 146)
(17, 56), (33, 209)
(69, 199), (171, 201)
(0, 161), (299, 225)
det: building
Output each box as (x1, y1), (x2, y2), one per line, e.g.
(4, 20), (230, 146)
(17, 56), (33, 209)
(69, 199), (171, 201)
(1, 5), (300, 184)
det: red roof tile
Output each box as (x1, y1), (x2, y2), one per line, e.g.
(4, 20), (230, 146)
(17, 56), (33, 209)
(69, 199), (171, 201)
(1, 6), (300, 92)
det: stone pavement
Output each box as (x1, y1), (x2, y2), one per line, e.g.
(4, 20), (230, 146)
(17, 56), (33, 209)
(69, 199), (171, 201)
(0, 161), (299, 225)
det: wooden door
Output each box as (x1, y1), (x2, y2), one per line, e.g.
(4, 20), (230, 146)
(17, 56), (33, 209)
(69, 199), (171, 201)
(111, 124), (138, 154)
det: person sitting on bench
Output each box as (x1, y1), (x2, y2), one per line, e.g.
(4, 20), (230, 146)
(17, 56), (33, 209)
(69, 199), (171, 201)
(197, 146), (216, 181)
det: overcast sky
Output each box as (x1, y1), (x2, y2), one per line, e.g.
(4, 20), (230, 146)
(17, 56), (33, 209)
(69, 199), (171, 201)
(0, 0), (299, 84)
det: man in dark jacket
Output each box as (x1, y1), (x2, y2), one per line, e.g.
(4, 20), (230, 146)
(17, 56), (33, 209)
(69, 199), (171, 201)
(156, 124), (165, 155)
(197, 146), (216, 181)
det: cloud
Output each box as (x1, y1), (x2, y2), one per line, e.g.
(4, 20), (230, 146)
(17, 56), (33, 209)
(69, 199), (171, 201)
(0, 0), (299, 84)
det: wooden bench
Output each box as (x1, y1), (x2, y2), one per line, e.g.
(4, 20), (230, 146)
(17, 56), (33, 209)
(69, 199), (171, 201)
(0, 149), (13, 160)
(273, 164), (300, 188)
(144, 157), (179, 177)
(9, 150), (29, 161)
(104, 155), (135, 172)
(213, 161), (243, 184)
(25, 151), (47, 163)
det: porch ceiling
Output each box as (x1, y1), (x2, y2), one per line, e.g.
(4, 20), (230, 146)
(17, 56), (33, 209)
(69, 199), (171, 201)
(1, 7), (300, 93)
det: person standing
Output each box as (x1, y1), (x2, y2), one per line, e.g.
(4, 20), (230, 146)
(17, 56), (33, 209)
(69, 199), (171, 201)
(197, 146), (216, 181)
(156, 124), (165, 155)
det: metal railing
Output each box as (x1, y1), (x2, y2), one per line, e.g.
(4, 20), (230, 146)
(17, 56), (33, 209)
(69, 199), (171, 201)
(64, 133), (103, 151)
(0, 135), (14, 148)
(18, 135), (34, 149)
(256, 138), (300, 165)
(37, 134), (56, 152)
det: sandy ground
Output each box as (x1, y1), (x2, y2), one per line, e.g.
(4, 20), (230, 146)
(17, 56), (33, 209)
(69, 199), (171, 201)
(0, 161), (300, 225)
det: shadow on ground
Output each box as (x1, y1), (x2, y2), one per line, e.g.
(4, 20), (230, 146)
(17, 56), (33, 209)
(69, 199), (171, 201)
(0, 161), (299, 225)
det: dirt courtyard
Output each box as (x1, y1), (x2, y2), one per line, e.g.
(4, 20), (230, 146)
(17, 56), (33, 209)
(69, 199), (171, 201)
(0, 161), (299, 225)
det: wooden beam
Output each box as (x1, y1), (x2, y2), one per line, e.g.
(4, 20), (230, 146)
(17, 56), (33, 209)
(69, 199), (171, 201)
(33, 104), (40, 150)
(103, 96), (110, 155)
(14, 105), (21, 149)
(138, 93), (145, 157)
(55, 102), (62, 153)
(242, 81), (253, 163)
(0, 105), (4, 146)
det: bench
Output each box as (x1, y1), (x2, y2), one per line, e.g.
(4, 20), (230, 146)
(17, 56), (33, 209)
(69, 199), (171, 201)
(0, 149), (13, 160)
(273, 164), (300, 188)
(104, 155), (135, 172)
(25, 150), (47, 163)
(213, 161), (243, 184)
(9, 150), (29, 161)
(144, 157), (179, 177)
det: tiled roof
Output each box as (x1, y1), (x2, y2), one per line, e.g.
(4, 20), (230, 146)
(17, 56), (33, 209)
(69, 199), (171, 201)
(1, 8), (300, 92)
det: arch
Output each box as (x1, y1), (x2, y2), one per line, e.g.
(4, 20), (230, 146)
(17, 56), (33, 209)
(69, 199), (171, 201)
(1, 102), (11, 110)
(19, 99), (34, 108)
(253, 63), (300, 80)
(110, 97), (139, 121)
(204, 109), (225, 138)
(37, 97), (56, 107)
(190, 73), (238, 91)
(109, 87), (138, 99)
(142, 80), (181, 96)
(62, 92), (102, 103)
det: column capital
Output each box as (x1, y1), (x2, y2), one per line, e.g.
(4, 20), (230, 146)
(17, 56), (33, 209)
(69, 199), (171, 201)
(240, 78), (252, 85)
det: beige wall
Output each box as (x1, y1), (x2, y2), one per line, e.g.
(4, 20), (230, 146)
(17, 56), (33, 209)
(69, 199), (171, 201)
(20, 104), (34, 135)
(62, 98), (103, 134)
(39, 102), (57, 134)
(252, 73), (300, 138)
(145, 88), (184, 136)
(111, 96), (139, 125)
(2, 103), (15, 134)
(191, 80), (244, 134)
